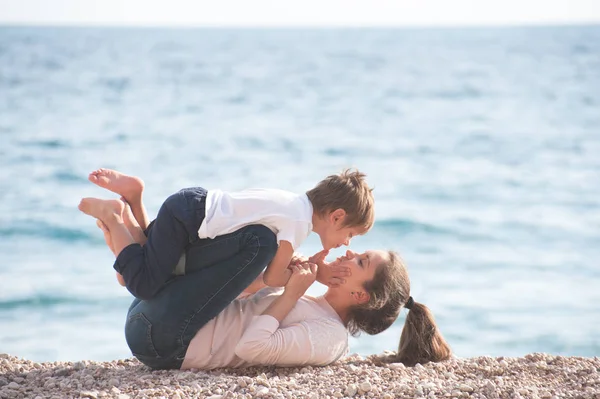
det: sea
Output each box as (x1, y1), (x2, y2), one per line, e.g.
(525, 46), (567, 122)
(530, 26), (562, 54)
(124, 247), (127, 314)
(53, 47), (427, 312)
(0, 25), (599, 363)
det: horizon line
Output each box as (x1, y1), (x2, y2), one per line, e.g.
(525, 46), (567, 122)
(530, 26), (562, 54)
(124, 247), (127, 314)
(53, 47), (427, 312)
(1, 20), (600, 30)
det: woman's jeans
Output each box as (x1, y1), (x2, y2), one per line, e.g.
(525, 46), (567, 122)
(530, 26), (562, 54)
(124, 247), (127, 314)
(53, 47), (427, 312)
(122, 188), (278, 369)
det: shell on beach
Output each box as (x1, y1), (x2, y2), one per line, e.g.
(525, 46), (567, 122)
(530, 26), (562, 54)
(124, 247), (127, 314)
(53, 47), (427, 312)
(1, 352), (599, 399)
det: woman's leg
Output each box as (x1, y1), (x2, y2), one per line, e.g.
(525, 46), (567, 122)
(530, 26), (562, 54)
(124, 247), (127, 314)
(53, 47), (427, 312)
(124, 224), (277, 369)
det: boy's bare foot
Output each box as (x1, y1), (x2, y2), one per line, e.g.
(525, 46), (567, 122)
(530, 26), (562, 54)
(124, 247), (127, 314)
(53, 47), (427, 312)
(78, 197), (125, 223)
(88, 168), (144, 204)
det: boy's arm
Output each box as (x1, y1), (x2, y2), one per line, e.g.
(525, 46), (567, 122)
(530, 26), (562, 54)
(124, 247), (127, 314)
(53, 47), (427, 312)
(311, 250), (351, 288)
(262, 240), (294, 287)
(241, 272), (268, 295)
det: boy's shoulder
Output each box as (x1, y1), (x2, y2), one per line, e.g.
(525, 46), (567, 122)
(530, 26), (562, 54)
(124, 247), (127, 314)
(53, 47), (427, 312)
(232, 188), (302, 202)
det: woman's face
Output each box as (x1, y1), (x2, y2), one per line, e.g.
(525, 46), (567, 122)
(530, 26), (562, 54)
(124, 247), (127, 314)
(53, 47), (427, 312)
(329, 249), (389, 292)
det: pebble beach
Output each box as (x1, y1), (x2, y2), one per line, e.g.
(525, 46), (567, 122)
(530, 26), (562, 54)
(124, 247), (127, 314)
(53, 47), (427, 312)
(1, 353), (598, 399)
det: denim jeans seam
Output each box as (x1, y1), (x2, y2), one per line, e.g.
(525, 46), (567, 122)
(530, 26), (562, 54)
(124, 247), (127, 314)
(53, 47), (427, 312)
(127, 313), (160, 358)
(176, 232), (261, 353)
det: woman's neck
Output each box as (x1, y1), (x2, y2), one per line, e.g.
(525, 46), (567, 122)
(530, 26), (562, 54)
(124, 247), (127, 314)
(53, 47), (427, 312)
(323, 291), (353, 323)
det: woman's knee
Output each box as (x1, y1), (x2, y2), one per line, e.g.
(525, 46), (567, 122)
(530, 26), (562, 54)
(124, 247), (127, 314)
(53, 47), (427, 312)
(125, 312), (160, 359)
(125, 310), (183, 370)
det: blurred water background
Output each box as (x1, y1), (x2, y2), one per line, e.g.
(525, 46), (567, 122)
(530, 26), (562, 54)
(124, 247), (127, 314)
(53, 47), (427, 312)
(0, 25), (599, 362)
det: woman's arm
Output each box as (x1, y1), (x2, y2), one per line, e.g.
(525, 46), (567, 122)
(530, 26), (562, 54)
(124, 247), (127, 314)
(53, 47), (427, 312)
(234, 262), (348, 367)
(234, 316), (348, 366)
(264, 261), (316, 319)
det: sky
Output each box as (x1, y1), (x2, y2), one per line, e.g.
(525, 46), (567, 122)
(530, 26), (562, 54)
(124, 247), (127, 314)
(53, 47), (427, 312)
(0, 0), (599, 27)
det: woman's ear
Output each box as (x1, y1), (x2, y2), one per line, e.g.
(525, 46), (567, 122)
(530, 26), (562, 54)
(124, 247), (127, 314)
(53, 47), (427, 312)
(352, 291), (370, 304)
(329, 208), (347, 224)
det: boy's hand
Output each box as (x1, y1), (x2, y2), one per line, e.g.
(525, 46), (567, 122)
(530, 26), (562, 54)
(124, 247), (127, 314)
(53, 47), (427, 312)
(309, 249), (329, 267)
(289, 254), (308, 266)
(284, 262), (317, 299)
(311, 250), (352, 288)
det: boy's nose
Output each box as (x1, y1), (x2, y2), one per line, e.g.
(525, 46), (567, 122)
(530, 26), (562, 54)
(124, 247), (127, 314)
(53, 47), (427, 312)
(345, 250), (355, 258)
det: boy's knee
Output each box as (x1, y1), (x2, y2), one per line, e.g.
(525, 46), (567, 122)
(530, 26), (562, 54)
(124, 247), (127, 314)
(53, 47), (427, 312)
(162, 191), (185, 212)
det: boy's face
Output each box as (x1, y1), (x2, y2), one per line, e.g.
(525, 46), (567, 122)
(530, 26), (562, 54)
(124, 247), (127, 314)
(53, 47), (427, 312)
(318, 209), (365, 250)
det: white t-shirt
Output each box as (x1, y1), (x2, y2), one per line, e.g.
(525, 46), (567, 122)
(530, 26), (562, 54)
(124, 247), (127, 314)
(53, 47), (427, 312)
(181, 287), (349, 370)
(198, 188), (313, 250)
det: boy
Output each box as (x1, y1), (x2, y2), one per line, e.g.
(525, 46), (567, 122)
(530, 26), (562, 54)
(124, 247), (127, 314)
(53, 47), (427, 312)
(79, 168), (374, 300)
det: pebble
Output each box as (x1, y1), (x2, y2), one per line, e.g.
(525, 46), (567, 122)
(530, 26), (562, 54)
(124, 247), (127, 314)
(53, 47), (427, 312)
(0, 353), (595, 399)
(345, 384), (358, 396)
(459, 384), (474, 392)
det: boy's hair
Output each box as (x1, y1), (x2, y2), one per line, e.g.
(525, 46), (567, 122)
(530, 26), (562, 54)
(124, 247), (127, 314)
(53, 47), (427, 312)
(306, 169), (375, 231)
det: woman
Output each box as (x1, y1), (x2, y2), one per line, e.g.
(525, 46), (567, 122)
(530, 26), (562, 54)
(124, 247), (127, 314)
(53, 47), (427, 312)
(89, 172), (451, 369)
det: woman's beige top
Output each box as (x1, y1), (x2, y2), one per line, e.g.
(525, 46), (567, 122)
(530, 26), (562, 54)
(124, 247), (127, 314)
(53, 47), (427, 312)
(182, 287), (348, 370)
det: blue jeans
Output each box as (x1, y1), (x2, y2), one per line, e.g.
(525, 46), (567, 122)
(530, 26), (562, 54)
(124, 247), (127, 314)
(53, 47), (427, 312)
(114, 187), (212, 300)
(124, 223), (277, 369)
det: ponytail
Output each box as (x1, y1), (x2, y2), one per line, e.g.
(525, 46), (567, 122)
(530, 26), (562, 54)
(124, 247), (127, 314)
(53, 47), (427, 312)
(392, 301), (451, 366)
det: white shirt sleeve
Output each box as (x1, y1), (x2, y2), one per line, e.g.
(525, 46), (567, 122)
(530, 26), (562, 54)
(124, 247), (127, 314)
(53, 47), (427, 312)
(234, 315), (348, 367)
(276, 220), (311, 250)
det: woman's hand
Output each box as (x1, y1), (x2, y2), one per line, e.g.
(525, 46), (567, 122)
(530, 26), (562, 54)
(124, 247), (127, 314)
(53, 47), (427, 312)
(284, 262), (317, 299)
(311, 250), (351, 288)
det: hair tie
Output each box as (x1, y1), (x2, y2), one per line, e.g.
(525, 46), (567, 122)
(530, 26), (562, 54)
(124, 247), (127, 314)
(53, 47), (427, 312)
(405, 296), (414, 310)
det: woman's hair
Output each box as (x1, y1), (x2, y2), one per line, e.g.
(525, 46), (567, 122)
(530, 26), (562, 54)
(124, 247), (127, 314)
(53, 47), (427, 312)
(345, 251), (451, 366)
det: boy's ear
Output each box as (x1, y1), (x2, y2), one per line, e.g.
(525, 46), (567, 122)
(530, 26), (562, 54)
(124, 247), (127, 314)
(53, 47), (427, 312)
(329, 208), (347, 224)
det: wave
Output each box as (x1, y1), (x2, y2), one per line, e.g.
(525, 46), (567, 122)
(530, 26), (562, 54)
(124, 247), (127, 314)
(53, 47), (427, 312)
(52, 171), (88, 184)
(0, 294), (126, 311)
(0, 221), (98, 243)
(376, 218), (452, 235)
(0, 294), (84, 310)
(18, 139), (70, 149)
(375, 218), (494, 242)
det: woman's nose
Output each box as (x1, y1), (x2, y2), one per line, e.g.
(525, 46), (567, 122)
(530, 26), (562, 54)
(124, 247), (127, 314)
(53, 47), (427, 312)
(345, 250), (355, 258)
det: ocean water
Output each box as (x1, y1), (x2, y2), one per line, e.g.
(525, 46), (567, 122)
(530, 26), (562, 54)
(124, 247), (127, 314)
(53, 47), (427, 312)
(1, 25), (599, 363)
